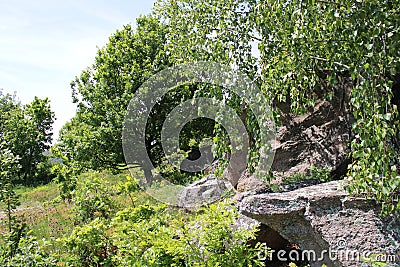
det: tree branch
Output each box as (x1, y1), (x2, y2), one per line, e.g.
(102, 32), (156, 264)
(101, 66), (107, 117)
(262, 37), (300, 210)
(315, 0), (347, 8)
(310, 56), (350, 69)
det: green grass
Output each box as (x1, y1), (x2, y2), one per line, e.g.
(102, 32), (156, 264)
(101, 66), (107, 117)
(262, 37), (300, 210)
(0, 170), (164, 254)
(146, 182), (184, 206)
(281, 167), (334, 185)
(15, 182), (59, 207)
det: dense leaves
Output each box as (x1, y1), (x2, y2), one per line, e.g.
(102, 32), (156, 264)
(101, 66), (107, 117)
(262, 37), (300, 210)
(56, 16), (169, 172)
(155, 0), (400, 214)
(0, 143), (57, 266)
(0, 143), (21, 232)
(57, 16), (218, 187)
(63, 199), (265, 267)
(0, 90), (55, 184)
(72, 173), (117, 223)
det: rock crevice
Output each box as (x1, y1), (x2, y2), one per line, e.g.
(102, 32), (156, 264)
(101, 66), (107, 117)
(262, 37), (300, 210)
(237, 181), (400, 267)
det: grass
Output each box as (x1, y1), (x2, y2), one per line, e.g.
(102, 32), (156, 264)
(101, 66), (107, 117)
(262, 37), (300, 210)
(0, 170), (164, 255)
(0, 170), (310, 267)
(146, 182), (184, 206)
(281, 167), (334, 185)
(16, 182), (59, 207)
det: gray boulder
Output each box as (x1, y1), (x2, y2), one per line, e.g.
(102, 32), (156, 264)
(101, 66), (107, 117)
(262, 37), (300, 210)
(237, 181), (400, 267)
(177, 174), (233, 208)
(271, 84), (355, 181)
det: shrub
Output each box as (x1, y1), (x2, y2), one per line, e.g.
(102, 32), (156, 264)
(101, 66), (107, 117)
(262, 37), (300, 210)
(0, 228), (58, 267)
(114, 175), (140, 205)
(72, 174), (117, 223)
(61, 218), (114, 267)
(0, 144), (21, 232)
(111, 200), (266, 266)
(50, 154), (78, 200)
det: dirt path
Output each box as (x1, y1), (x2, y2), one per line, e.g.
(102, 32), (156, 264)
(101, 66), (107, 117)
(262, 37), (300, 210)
(0, 205), (43, 220)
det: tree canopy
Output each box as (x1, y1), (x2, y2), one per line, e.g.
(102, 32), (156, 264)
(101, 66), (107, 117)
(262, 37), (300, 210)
(57, 16), (216, 182)
(56, 16), (169, 172)
(57, 0), (399, 213)
(0, 90), (54, 184)
(155, 0), (400, 213)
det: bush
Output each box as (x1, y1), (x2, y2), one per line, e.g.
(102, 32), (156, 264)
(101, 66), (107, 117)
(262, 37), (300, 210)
(50, 151), (79, 200)
(0, 228), (57, 267)
(111, 200), (266, 266)
(0, 144), (21, 232)
(61, 218), (114, 267)
(72, 173), (117, 223)
(114, 175), (140, 205)
(33, 158), (57, 185)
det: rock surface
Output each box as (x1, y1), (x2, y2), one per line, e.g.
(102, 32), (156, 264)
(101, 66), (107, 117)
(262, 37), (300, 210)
(237, 181), (400, 267)
(271, 83), (355, 181)
(177, 174), (233, 208)
(235, 86), (354, 192)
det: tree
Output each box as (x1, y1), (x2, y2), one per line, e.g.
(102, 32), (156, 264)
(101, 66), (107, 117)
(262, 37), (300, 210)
(155, 0), (400, 213)
(57, 16), (170, 172)
(58, 15), (216, 182)
(0, 91), (55, 184)
(0, 90), (19, 142)
(0, 142), (21, 232)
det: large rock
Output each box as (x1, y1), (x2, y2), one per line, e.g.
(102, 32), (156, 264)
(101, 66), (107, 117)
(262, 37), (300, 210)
(271, 84), (355, 181)
(237, 171), (273, 193)
(237, 181), (400, 267)
(177, 174), (233, 208)
(235, 85), (354, 191)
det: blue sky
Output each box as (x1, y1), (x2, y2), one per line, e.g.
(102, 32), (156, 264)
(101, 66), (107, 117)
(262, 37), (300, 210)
(0, 0), (156, 141)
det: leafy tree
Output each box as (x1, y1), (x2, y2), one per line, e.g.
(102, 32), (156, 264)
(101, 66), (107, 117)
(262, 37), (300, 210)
(56, 16), (169, 173)
(0, 91), (55, 184)
(0, 143), (21, 232)
(0, 90), (19, 142)
(145, 83), (217, 183)
(2, 97), (54, 184)
(155, 0), (400, 213)
(58, 16), (216, 185)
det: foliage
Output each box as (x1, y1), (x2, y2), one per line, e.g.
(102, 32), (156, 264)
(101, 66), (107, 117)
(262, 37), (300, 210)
(155, 0), (400, 214)
(0, 142), (57, 266)
(145, 84), (217, 173)
(56, 16), (169, 172)
(114, 175), (140, 205)
(60, 200), (266, 267)
(57, 16), (219, 185)
(0, 143), (21, 232)
(50, 146), (79, 199)
(61, 218), (114, 267)
(0, 230), (58, 267)
(274, 167), (334, 193)
(71, 173), (117, 223)
(0, 90), (19, 141)
(309, 167), (333, 183)
(2, 170), (267, 267)
(111, 201), (265, 267)
(0, 90), (55, 185)
(155, 158), (200, 185)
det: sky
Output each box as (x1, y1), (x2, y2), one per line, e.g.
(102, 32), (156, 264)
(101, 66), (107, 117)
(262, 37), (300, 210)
(0, 0), (156, 142)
